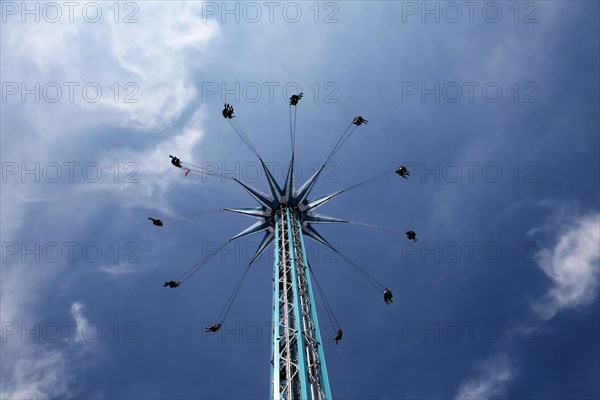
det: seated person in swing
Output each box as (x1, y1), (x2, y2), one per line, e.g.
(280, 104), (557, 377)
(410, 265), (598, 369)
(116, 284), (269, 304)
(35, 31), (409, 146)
(383, 288), (393, 305)
(289, 93), (303, 106)
(334, 329), (343, 345)
(352, 116), (368, 126)
(395, 165), (410, 179)
(169, 155), (182, 168)
(205, 323), (222, 333)
(222, 103), (235, 119)
(405, 230), (417, 241)
(148, 217), (163, 226)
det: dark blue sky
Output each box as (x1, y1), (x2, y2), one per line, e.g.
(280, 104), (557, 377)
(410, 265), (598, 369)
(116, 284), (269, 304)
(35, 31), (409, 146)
(1, 1), (599, 399)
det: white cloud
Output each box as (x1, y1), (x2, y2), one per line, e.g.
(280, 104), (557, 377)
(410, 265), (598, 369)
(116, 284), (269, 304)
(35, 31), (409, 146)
(454, 209), (598, 400)
(2, 2), (220, 132)
(1, 4), (219, 398)
(99, 262), (140, 275)
(69, 301), (89, 343)
(1, 350), (73, 400)
(532, 212), (600, 320)
(455, 353), (515, 400)
(1, 2), (219, 238)
(76, 107), (210, 219)
(0, 302), (94, 399)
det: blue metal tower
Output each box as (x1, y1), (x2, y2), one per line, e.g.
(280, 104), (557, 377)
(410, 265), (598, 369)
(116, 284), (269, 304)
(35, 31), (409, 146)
(223, 157), (348, 399)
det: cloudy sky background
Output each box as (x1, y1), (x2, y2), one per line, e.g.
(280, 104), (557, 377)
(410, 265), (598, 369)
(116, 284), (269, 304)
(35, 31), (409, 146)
(1, 1), (599, 399)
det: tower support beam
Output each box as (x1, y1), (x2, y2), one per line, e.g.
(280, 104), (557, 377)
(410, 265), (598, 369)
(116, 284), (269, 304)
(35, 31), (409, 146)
(271, 206), (331, 399)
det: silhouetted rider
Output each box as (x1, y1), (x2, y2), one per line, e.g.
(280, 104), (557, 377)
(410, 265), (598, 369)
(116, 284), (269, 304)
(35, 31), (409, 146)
(352, 116), (368, 126)
(396, 166), (410, 179)
(405, 230), (417, 241)
(289, 93), (303, 106)
(169, 155), (182, 168)
(383, 288), (393, 305)
(334, 329), (343, 345)
(148, 217), (163, 227)
(205, 323), (222, 333)
(222, 103), (235, 119)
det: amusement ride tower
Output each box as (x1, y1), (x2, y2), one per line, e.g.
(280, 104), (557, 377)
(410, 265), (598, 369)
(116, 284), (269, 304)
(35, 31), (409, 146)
(159, 98), (398, 400)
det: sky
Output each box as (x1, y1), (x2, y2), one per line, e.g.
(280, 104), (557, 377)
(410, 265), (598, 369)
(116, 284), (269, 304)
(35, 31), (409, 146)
(1, 1), (599, 399)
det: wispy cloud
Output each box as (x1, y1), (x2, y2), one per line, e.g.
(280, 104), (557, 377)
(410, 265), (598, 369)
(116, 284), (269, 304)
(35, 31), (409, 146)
(1, 4), (219, 398)
(69, 301), (89, 343)
(1, 3), (219, 238)
(454, 208), (599, 400)
(2, 2), (220, 132)
(0, 302), (94, 399)
(455, 353), (515, 400)
(1, 349), (73, 400)
(531, 212), (600, 320)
